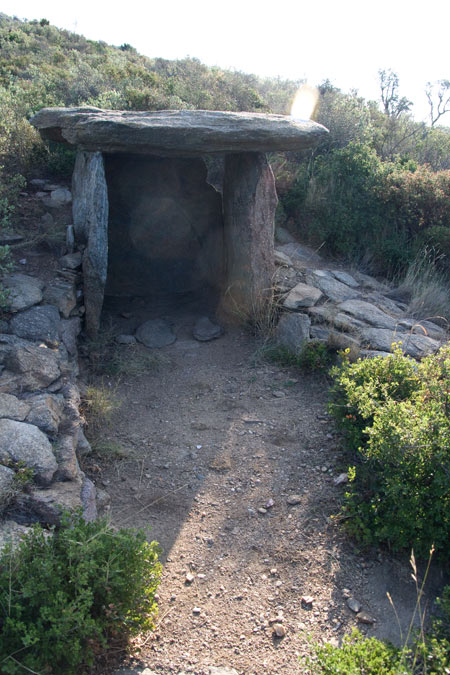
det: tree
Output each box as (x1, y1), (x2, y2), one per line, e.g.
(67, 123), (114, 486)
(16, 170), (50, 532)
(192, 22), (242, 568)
(379, 69), (412, 118)
(426, 79), (450, 127)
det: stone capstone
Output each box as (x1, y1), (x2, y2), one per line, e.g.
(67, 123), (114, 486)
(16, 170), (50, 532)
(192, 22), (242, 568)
(3, 273), (44, 312)
(0, 419), (57, 486)
(32, 107), (328, 156)
(9, 305), (60, 347)
(135, 319), (176, 348)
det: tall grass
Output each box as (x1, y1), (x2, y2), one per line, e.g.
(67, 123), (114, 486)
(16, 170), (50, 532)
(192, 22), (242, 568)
(397, 247), (450, 323)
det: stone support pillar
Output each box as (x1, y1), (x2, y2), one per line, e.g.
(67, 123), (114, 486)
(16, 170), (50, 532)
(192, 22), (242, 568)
(72, 151), (108, 337)
(221, 152), (277, 319)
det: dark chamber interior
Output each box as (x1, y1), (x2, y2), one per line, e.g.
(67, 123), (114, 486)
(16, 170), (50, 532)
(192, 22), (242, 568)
(104, 154), (225, 305)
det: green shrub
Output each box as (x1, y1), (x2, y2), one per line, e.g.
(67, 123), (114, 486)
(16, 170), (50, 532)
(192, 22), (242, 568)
(309, 629), (408, 674)
(0, 512), (161, 674)
(329, 345), (450, 558)
(264, 340), (331, 372)
(309, 585), (450, 674)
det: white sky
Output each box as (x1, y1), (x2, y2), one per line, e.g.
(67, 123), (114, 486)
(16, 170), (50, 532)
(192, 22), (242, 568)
(2, 0), (450, 124)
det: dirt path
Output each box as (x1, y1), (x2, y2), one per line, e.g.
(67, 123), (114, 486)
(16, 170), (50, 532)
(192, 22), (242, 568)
(83, 307), (439, 675)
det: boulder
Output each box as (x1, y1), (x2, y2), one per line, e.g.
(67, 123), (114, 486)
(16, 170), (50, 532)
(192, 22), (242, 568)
(60, 317), (81, 356)
(32, 108), (328, 156)
(0, 464), (15, 502)
(43, 280), (77, 318)
(360, 327), (439, 358)
(331, 270), (359, 288)
(193, 316), (223, 342)
(3, 274), (44, 312)
(0, 419), (57, 486)
(9, 305), (61, 347)
(0, 393), (31, 421)
(283, 282), (322, 309)
(54, 432), (80, 481)
(25, 393), (64, 436)
(59, 252), (82, 269)
(337, 299), (399, 330)
(0, 520), (33, 552)
(307, 306), (366, 333)
(135, 319), (176, 348)
(274, 249), (293, 266)
(276, 312), (311, 353)
(48, 187), (72, 207)
(2, 337), (61, 391)
(308, 270), (360, 303)
(76, 429), (92, 457)
(12, 473), (97, 526)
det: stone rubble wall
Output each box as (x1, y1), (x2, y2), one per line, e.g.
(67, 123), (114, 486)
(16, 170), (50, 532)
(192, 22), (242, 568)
(273, 242), (447, 359)
(0, 179), (99, 547)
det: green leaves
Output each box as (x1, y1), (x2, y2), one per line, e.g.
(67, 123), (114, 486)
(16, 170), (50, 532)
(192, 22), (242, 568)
(330, 345), (450, 559)
(0, 513), (161, 674)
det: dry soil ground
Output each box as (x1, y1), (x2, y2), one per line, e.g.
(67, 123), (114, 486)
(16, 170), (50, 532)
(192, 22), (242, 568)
(80, 299), (445, 675)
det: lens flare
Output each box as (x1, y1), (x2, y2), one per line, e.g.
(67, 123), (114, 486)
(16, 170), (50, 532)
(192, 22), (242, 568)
(290, 85), (319, 120)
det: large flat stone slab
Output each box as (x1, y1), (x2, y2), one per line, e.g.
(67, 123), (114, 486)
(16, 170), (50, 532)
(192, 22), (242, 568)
(337, 299), (399, 330)
(360, 327), (439, 358)
(32, 108), (328, 156)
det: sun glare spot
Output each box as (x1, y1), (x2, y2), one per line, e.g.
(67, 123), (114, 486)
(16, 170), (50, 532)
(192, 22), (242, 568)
(290, 84), (319, 120)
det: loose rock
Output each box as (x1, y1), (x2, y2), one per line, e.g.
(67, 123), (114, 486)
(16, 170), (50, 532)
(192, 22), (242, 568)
(193, 316), (223, 342)
(347, 597), (362, 613)
(135, 319), (176, 348)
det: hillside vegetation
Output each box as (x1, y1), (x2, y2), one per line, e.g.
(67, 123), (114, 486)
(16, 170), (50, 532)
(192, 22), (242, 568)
(1, 12), (450, 282)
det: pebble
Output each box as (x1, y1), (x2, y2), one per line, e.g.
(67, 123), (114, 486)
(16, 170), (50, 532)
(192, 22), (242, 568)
(347, 597), (361, 613)
(185, 573), (195, 584)
(193, 607), (201, 615)
(258, 507), (267, 515)
(287, 495), (302, 505)
(265, 498), (274, 508)
(357, 611), (376, 624)
(334, 472), (348, 486)
(301, 595), (314, 606)
(273, 623), (286, 638)
(272, 390), (286, 398)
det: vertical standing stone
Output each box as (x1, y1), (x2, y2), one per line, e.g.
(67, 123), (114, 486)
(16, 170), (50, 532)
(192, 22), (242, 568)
(222, 152), (277, 318)
(72, 151), (108, 336)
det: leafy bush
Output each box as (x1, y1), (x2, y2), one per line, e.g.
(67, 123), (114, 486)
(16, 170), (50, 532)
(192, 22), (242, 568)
(309, 584), (450, 674)
(282, 142), (450, 277)
(0, 512), (161, 674)
(309, 628), (407, 674)
(329, 345), (450, 559)
(264, 340), (331, 372)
